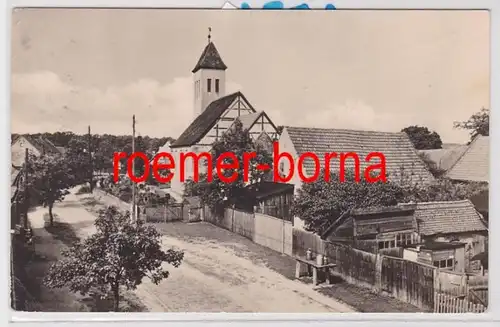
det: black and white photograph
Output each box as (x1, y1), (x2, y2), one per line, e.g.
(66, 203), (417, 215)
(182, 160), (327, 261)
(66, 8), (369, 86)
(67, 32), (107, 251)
(10, 7), (489, 313)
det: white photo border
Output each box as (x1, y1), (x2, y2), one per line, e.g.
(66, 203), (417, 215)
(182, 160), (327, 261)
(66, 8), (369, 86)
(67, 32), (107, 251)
(2, 0), (498, 325)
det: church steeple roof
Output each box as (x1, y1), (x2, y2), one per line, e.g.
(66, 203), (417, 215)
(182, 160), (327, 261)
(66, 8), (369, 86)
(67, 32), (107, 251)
(192, 41), (228, 73)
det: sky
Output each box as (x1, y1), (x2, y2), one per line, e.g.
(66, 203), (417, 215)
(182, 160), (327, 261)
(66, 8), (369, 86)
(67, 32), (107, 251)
(11, 8), (489, 144)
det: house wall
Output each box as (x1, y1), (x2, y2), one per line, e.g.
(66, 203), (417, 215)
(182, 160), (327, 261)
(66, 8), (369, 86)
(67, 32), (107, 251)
(11, 137), (41, 167)
(277, 128), (307, 229)
(354, 213), (416, 237)
(193, 68), (226, 118)
(424, 232), (487, 272)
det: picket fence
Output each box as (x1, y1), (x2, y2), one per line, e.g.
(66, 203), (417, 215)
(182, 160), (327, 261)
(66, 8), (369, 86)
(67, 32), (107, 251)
(434, 292), (487, 313)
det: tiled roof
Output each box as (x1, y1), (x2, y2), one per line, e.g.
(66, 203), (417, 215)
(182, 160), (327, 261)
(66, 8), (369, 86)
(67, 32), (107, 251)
(446, 135), (489, 182)
(418, 145), (468, 172)
(171, 91), (254, 148)
(192, 41), (227, 73)
(12, 134), (61, 155)
(285, 126), (435, 185)
(414, 200), (487, 236)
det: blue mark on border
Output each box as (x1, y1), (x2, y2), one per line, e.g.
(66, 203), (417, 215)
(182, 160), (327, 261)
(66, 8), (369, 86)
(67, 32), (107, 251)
(291, 3), (310, 9)
(263, 1), (284, 9)
(240, 2), (336, 9)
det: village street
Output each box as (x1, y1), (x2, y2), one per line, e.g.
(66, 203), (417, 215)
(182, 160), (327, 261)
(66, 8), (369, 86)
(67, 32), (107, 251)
(28, 188), (354, 313)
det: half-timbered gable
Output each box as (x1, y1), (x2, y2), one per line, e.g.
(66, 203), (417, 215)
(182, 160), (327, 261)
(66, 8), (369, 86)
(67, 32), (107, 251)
(236, 111), (279, 141)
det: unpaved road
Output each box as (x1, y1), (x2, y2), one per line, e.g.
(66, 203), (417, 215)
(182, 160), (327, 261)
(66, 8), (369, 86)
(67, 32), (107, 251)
(30, 189), (354, 313)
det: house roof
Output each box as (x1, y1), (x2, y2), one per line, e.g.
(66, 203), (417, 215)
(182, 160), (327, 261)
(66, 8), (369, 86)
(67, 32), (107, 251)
(418, 145), (468, 172)
(171, 91), (254, 148)
(415, 200), (487, 236)
(192, 41), (227, 73)
(12, 134), (61, 155)
(322, 199), (487, 239)
(246, 181), (294, 200)
(284, 126), (435, 185)
(446, 135), (489, 182)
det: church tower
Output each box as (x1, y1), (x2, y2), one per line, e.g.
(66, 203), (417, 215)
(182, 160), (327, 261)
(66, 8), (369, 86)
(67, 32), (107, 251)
(192, 28), (227, 118)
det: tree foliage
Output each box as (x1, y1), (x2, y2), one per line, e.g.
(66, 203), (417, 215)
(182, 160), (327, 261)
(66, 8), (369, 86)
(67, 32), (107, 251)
(44, 206), (184, 311)
(401, 125), (443, 150)
(293, 168), (487, 235)
(27, 154), (73, 226)
(184, 121), (273, 209)
(454, 107), (489, 142)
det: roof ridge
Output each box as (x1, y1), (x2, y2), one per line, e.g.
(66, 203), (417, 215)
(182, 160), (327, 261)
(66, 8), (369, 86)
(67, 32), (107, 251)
(415, 199), (473, 206)
(284, 125), (407, 136)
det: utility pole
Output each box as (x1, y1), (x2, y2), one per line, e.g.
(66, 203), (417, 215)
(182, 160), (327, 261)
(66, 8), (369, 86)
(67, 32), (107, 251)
(131, 115), (136, 222)
(23, 148), (29, 230)
(88, 125), (93, 193)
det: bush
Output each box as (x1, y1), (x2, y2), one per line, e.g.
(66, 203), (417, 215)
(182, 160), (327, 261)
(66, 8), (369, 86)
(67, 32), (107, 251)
(76, 185), (91, 195)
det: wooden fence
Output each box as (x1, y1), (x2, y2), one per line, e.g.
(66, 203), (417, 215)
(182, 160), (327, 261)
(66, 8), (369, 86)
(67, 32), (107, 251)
(292, 228), (488, 312)
(203, 206), (293, 255)
(140, 204), (185, 223)
(381, 255), (435, 310)
(469, 286), (488, 307)
(434, 292), (487, 313)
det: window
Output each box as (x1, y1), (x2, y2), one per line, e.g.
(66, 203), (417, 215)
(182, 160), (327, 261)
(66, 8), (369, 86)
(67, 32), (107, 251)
(378, 240), (396, 250)
(433, 258), (454, 269)
(396, 233), (414, 247)
(215, 79), (220, 93)
(207, 79), (212, 92)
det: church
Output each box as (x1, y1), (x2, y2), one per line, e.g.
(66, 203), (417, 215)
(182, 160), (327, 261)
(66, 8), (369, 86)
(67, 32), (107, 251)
(167, 33), (280, 200)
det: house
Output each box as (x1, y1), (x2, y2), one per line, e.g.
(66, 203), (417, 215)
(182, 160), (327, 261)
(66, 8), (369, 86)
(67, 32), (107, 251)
(11, 134), (62, 167)
(446, 135), (489, 183)
(403, 241), (467, 273)
(445, 135), (489, 220)
(418, 143), (468, 172)
(278, 126), (436, 228)
(247, 181), (295, 222)
(415, 200), (488, 272)
(167, 35), (279, 199)
(321, 200), (487, 272)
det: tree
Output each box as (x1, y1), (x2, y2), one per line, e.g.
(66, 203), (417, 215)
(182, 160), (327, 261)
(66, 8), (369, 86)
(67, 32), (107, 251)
(28, 154), (72, 226)
(454, 107), (489, 142)
(418, 152), (445, 178)
(401, 125), (443, 150)
(185, 121), (273, 209)
(292, 170), (407, 234)
(64, 137), (92, 185)
(276, 125), (284, 135)
(44, 206), (184, 311)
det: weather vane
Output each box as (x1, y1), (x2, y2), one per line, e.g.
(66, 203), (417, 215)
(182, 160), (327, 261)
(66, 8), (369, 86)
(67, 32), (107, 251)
(208, 27), (212, 43)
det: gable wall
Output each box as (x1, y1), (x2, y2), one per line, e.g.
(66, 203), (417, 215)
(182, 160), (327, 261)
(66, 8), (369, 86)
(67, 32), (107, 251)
(247, 114), (279, 141)
(11, 137), (41, 167)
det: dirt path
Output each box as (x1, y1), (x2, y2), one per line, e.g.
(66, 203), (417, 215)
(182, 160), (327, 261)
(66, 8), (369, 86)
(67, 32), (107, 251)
(34, 189), (354, 313)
